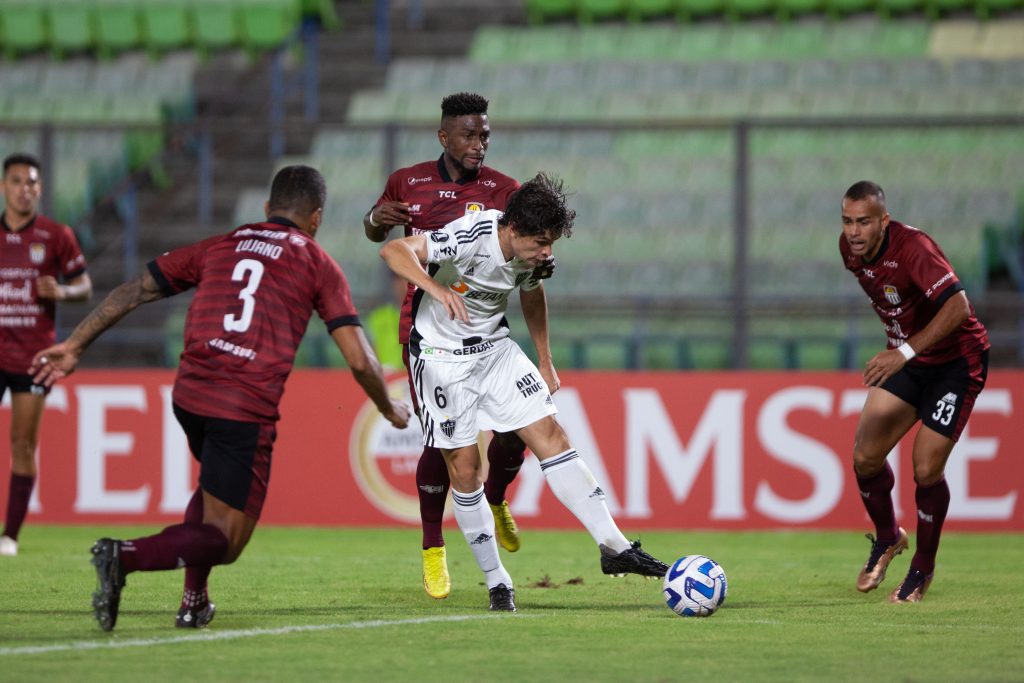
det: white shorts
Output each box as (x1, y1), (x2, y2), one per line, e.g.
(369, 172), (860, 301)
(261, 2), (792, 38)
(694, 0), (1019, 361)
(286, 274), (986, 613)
(410, 339), (558, 449)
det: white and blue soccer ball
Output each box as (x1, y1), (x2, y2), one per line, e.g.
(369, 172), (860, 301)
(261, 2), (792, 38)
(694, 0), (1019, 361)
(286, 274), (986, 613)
(663, 555), (728, 617)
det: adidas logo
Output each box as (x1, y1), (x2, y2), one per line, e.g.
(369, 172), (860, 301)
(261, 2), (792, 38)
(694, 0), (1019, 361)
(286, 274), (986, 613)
(470, 533), (493, 545)
(465, 266), (475, 276)
(941, 392), (958, 405)
(589, 487), (605, 499)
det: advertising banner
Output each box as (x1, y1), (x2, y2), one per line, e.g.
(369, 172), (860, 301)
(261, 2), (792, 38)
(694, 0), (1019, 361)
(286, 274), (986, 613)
(2, 370), (1020, 530)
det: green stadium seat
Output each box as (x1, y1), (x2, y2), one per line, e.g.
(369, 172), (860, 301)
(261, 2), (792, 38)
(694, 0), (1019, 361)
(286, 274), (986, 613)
(0, 0), (48, 59)
(726, 0), (775, 20)
(776, 0), (826, 19)
(240, 0), (300, 54)
(975, 0), (1022, 19)
(193, 0), (241, 56)
(826, 0), (875, 17)
(140, 0), (192, 55)
(626, 0), (678, 21)
(525, 0), (576, 24)
(47, 0), (95, 58)
(95, 0), (143, 58)
(302, 0), (340, 30)
(676, 0), (728, 20)
(577, 0), (630, 22)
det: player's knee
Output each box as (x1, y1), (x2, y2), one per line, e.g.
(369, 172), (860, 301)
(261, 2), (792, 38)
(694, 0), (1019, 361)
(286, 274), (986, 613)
(8, 435), (38, 469)
(913, 462), (944, 486)
(851, 449), (884, 477)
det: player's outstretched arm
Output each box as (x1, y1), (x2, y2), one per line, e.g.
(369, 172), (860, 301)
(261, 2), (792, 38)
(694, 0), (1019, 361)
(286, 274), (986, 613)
(520, 285), (559, 394)
(331, 325), (410, 429)
(863, 290), (972, 387)
(29, 271), (165, 386)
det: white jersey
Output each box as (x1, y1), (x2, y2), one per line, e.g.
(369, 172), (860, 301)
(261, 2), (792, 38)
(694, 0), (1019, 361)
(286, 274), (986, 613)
(410, 209), (541, 362)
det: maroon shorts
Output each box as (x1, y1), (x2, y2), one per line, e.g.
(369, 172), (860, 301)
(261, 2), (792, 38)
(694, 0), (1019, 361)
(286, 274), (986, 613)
(881, 349), (989, 442)
(173, 403), (276, 519)
(0, 370), (50, 398)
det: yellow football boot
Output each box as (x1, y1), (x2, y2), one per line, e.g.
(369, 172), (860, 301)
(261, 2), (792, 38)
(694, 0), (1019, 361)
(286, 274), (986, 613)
(422, 546), (451, 599)
(489, 500), (521, 552)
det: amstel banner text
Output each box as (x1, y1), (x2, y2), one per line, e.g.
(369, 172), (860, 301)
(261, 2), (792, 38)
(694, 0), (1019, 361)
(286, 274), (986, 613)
(1, 370), (1020, 530)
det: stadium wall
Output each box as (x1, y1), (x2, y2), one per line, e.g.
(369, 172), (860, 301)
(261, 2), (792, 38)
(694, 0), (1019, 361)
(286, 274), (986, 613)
(2, 370), (1021, 531)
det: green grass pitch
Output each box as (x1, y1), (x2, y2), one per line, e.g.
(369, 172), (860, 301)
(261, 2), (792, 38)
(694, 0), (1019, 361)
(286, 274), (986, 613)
(1, 526), (1021, 682)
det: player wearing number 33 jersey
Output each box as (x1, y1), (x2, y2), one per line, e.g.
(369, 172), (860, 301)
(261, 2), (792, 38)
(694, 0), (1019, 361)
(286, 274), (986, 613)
(150, 216), (357, 423)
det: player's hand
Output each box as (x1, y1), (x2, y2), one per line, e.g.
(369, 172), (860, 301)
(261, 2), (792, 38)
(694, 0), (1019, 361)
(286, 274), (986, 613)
(383, 399), (411, 429)
(531, 257), (556, 281)
(539, 360), (560, 395)
(371, 201), (412, 228)
(863, 348), (906, 388)
(36, 275), (63, 300)
(29, 342), (81, 387)
(432, 287), (470, 323)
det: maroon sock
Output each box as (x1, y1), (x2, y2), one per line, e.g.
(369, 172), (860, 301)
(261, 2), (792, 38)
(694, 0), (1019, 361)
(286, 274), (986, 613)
(119, 523), (227, 573)
(910, 478), (950, 575)
(181, 490), (213, 606)
(855, 462), (899, 544)
(484, 433), (526, 506)
(416, 446), (449, 549)
(3, 473), (36, 541)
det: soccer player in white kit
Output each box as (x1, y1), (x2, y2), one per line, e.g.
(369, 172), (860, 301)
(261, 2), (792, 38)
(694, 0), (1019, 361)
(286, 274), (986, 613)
(380, 173), (668, 611)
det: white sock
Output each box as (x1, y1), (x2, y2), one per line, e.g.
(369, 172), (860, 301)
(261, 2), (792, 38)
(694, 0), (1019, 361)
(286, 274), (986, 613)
(451, 486), (513, 590)
(541, 450), (631, 553)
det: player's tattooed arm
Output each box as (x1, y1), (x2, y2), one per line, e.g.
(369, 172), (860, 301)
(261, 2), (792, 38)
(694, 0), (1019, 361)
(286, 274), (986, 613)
(29, 271), (166, 385)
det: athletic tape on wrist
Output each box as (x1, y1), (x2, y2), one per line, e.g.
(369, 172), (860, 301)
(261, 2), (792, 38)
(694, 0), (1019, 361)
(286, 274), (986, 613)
(897, 342), (916, 361)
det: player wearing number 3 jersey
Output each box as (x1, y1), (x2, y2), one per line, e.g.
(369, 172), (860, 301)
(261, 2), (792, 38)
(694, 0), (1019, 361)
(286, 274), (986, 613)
(30, 166), (410, 631)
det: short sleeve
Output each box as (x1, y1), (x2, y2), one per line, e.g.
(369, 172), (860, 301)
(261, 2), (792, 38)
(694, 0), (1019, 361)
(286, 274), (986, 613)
(907, 233), (963, 304)
(55, 225), (87, 279)
(424, 225), (460, 266)
(314, 252), (361, 331)
(148, 236), (218, 296)
(376, 170), (405, 207)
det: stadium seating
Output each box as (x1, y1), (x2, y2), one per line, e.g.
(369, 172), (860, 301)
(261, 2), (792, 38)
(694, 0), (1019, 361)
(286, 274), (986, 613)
(226, 17), (1024, 368)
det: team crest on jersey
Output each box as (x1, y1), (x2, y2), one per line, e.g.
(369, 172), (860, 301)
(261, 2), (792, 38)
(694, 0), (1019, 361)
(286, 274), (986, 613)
(883, 285), (901, 305)
(29, 243), (46, 264)
(464, 202), (485, 214)
(440, 419), (456, 438)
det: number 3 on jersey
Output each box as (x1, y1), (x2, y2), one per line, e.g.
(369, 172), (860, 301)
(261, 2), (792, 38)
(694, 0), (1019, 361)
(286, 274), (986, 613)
(223, 258), (265, 333)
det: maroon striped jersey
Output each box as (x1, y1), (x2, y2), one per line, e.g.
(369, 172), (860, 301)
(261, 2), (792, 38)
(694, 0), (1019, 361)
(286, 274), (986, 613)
(1, 214), (87, 373)
(840, 220), (989, 365)
(149, 217), (359, 423)
(373, 156), (518, 344)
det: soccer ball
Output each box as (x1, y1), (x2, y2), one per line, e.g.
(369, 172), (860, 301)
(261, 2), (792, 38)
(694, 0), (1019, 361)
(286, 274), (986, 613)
(663, 555), (728, 617)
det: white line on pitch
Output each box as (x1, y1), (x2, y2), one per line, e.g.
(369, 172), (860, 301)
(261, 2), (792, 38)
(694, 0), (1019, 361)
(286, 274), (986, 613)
(0, 614), (527, 657)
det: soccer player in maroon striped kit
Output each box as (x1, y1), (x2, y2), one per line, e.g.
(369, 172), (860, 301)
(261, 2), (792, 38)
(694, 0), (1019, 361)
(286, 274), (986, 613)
(364, 93), (550, 600)
(840, 180), (990, 603)
(32, 166), (410, 631)
(1, 153), (92, 558)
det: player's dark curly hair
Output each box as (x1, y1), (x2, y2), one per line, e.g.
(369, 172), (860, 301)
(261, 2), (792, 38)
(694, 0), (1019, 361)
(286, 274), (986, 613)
(844, 180), (886, 206)
(441, 92), (489, 119)
(268, 165), (326, 216)
(3, 153), (41, 174)
(500, 173), (575, 240)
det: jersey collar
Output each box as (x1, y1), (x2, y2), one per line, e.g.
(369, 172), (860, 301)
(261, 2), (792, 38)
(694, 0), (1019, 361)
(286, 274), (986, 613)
(437, 155), (479, 185)
(1, 213), (36, 233)
(265, 215), (300, 229)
